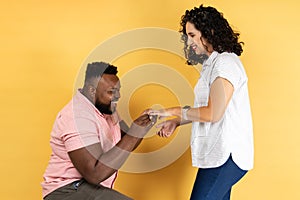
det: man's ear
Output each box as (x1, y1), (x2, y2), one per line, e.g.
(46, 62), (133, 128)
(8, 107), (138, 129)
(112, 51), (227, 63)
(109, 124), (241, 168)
(89, 85), (96, 95)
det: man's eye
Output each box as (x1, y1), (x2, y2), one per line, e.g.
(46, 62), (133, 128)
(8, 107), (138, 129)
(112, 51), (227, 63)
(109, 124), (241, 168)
(108, 90), (118, 94)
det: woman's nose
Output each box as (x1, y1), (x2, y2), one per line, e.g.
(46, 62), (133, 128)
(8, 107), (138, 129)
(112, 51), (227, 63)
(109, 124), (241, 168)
(187, 36), (193, 46)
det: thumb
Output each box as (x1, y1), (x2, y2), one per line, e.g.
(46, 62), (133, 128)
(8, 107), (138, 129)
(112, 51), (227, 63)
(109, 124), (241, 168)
(141, 108), (152, 115)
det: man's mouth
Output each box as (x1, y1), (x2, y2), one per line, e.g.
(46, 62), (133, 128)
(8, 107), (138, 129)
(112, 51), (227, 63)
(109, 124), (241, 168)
(111, 100), (118, 110)
(111, 99), (119, 104)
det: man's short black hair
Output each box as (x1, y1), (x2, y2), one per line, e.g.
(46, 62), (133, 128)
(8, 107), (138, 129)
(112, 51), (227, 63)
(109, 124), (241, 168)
(84, 62), (118, 82)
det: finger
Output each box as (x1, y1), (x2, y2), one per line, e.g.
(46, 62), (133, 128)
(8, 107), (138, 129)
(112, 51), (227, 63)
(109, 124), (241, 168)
(157, 128), (163, 135)
(164, 130), (172, 137)
(142, 119), (152, 126)
(157, 130), (164, 137)
(148, 110), (166, 116)
(157, 129), (169, 138)
(142, 109), (152, 115)
(148, 111), (159, 116)
(165, 132), (172, 137)
(148, 115), (153, 121)
(147, 120), (156, 127)
(134, 118), (150, 127)
(150, 115), (157, 123)
(138, 114), (151, 121)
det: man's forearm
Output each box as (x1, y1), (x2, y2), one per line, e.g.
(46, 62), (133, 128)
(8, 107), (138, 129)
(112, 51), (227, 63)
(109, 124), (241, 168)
(89, 134), (142, 185)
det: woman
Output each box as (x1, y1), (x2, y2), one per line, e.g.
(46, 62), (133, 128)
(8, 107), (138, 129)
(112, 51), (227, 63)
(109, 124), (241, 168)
(149, 5), (254, 200)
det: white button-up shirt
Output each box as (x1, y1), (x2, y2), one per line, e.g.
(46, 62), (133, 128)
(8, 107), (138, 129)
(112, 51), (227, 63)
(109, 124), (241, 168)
(191, 51), (254, 170)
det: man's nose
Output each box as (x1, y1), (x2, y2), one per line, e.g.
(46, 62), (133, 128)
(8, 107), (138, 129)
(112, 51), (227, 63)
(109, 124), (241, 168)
(114, 90), (120, 100)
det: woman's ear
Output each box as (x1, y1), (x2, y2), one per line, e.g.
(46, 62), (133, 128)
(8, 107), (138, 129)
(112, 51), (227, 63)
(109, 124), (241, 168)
(200, 36), (213, 53)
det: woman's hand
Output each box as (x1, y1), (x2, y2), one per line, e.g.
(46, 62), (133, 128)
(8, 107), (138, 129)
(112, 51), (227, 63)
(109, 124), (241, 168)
(156, 118), (180, 138)
(148, 107), (181, 119)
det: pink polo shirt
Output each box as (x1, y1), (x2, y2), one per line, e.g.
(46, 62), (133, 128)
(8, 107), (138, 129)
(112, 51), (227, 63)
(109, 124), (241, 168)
(41, 90), (121, 198)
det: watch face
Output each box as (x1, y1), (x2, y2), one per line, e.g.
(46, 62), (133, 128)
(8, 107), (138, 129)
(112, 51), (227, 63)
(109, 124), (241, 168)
(182, 105), (191, 120)
(183, 105), (191, 110)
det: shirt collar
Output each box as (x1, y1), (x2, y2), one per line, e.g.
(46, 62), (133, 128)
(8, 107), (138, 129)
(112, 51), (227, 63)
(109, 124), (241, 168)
(76, 89), (104, 117)
(76, 89), (119, 124)
(202, 51), (219, 70)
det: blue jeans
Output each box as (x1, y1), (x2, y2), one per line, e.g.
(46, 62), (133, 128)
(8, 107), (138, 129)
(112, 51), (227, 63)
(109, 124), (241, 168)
(190, 155), (247, 200)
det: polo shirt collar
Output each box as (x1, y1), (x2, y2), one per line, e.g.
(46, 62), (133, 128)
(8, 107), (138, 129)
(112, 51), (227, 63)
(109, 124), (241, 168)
(76, 89), (105, 117)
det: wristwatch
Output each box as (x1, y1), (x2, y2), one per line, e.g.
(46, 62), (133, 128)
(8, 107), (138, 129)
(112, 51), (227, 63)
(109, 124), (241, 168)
(182, 105), (191, 120)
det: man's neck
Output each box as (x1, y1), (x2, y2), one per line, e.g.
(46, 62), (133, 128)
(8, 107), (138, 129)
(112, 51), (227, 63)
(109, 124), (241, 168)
(80, 87), (95, 104)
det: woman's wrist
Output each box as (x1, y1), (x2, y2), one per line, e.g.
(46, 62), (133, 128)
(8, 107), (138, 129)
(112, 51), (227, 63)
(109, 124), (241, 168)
(170, 117), (181, 126)
(169, 107), (182, 117)
(181, 105), (191, 120)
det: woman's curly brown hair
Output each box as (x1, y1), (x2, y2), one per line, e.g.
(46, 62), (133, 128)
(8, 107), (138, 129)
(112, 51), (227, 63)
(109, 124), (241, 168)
(180, 5), (244, 65)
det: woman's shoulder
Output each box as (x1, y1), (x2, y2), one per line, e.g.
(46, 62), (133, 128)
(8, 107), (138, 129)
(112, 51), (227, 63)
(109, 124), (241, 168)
(216, 52), (239, 63)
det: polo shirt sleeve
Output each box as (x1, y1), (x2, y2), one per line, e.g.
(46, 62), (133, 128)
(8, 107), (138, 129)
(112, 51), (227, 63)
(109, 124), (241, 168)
(58, 112), (100, 152)
(210, 54), (241, 89)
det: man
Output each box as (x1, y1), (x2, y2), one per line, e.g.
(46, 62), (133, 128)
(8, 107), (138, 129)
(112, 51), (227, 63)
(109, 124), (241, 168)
(42, 62), (156, 200)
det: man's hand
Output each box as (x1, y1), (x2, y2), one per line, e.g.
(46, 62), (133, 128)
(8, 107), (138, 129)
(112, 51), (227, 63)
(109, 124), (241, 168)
(127, 110), (157, 138)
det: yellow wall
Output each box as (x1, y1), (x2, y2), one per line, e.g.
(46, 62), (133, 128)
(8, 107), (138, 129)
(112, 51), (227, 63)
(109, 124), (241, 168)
(1, 0), (300, 199)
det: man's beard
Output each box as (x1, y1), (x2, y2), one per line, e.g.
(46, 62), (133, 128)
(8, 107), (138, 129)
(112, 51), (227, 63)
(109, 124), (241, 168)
(95, 100), (113, 115)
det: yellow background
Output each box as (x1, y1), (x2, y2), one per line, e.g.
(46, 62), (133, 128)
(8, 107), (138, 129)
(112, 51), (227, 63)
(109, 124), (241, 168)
(1, 0), (300, 199)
